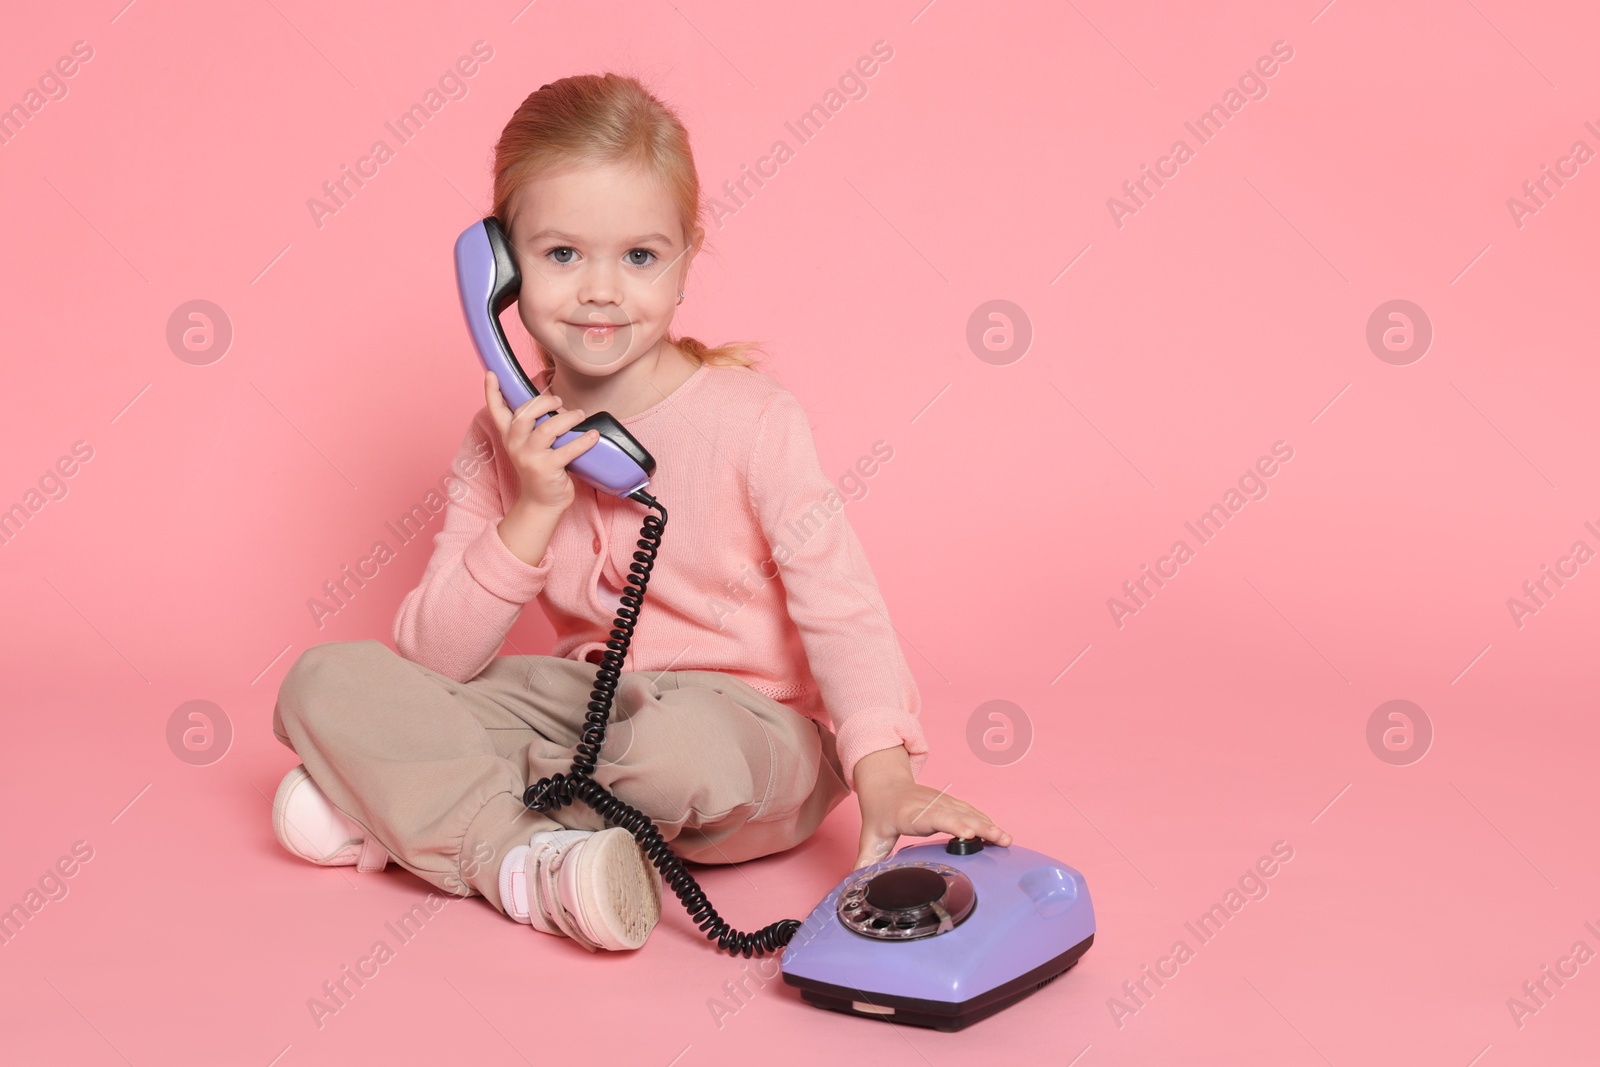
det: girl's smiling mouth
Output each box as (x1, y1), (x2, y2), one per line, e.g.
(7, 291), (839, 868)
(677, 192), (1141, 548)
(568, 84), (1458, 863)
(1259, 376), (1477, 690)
(559, 316), (637, 362)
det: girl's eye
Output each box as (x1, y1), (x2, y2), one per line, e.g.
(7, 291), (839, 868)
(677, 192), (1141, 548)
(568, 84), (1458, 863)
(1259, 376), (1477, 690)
(547, 247), (576, 264)
(626, 248), (657, 267)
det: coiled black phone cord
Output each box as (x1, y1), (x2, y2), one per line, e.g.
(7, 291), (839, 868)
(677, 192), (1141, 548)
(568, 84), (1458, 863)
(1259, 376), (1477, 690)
(521, 489), (802, 958)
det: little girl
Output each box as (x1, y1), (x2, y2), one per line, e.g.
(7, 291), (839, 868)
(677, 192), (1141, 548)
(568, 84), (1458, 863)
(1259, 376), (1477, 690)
(271, 72), (1010, 952)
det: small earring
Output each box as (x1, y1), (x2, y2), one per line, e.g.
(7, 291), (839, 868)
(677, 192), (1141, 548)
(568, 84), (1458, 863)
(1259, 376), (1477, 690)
(677, 290), (686, 305)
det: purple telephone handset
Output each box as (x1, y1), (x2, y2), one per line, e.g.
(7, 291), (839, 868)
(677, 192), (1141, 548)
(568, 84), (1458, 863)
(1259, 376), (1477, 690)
(453, 217), (655, 499)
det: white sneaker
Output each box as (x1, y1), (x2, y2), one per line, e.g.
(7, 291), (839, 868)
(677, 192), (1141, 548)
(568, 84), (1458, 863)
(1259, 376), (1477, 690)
(272, 765), (392, 872)
(499, 828), (663, 951)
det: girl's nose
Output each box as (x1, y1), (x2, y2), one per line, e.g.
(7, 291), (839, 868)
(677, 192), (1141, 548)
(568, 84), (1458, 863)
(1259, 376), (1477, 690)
(576, 262), (622, 305)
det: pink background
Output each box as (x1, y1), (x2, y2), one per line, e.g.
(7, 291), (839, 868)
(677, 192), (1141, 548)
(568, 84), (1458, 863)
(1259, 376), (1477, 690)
(3, 0), (1598, 1063)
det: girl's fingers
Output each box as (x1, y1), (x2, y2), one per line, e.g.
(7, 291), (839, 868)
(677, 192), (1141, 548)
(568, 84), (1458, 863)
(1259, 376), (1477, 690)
(940, 820), (1006, 846)
(928, 794), (989, 827)
(529, 407), (590, 448)
(550, 427), (601, 464)
(925, 798), (1006, 845)
(509, 395), (546, 422)
(509, 394), (568, 434)
(487, 373), (556, 437)
(501, 393), (566, 450)
(484, 372), (510, 433)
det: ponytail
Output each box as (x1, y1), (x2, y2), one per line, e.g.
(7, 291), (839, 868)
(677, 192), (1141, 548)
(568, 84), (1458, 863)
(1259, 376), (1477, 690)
(671, 333), (762, 368)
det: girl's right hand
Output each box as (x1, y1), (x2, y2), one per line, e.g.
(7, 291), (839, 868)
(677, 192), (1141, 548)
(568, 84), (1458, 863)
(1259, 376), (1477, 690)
(484, 370), (601, 513)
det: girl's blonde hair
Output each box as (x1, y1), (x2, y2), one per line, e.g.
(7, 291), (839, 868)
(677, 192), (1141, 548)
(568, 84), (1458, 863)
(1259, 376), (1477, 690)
(491, 73), (761, 372)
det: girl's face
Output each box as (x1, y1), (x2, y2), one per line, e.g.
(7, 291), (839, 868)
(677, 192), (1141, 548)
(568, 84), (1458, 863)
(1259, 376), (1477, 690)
(506, 159), (700, 378)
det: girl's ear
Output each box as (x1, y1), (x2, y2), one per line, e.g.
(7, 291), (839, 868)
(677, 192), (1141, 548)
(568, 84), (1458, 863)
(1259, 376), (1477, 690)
(676, 225), (705, 288)
(685, 224), (705, 262)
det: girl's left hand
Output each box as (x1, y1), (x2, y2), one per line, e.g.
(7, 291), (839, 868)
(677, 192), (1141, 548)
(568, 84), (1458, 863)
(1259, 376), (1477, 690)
(854, 782), (1013, 870)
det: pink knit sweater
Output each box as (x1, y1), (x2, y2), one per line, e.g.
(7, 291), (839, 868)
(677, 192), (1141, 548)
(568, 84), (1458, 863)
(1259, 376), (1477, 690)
(393, 360), (929, 791)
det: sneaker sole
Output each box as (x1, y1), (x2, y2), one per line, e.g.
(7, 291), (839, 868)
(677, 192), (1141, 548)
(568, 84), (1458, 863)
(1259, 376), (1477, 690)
(574, 828), (663, 951)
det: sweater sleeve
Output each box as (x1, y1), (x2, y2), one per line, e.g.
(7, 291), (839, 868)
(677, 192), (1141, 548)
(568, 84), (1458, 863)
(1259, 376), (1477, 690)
(392, 408), (556, 681)
(745, 389), (930, 792)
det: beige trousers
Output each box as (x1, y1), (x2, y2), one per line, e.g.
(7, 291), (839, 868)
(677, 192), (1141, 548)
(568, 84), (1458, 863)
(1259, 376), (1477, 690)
(272, 639), (852, 915)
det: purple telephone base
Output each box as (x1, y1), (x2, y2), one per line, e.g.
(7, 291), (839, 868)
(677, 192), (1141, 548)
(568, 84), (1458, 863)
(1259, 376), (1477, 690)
(780, 838), (1096, 1031)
